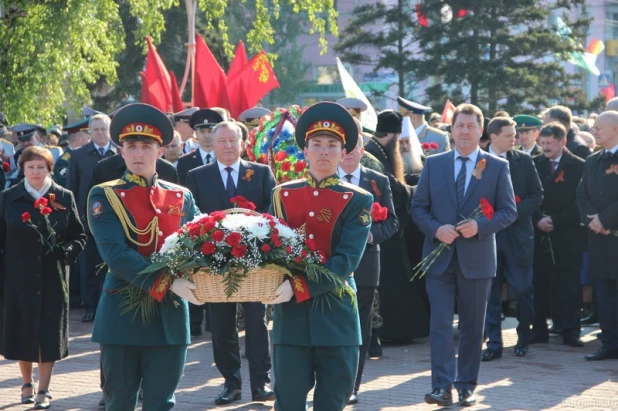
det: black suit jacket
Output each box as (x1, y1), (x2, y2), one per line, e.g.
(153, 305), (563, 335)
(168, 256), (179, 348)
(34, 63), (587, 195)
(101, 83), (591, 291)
(65, 141), (118, 224)
(533, 149), (585, 269)
(577, 150), (618, 281)
(567, 129), (592, 160)
(177, 151), (205, 186)
(498, 150), (543, 266)
(354, 167), (399, 287)
(88, 154), (178, 189)
(185, 160), (275, 214)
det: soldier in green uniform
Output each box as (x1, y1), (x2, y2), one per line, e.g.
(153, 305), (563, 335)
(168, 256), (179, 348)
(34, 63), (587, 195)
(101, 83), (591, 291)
(53, 118), (90, 187)
(267, 102), (373, 411)
(513, 114), (543, 156)
(87, 103), (203, 410)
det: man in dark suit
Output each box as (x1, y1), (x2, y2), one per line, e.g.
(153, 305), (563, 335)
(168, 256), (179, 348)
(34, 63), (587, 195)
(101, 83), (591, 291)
(173, 107), (200, 155)
(532, 123), (586, 347)
(482, 117), (543, 361)
(185, 121), (276, 405)
(338, 137), (398, 405)
(411, 104), (517, 407)
(66, 113), (118, 322)
(577, 111), (618, 361)
(543, 105), (592, 160)
(513, 114), (543, 156)
(89, 153), (178, 187)
(177, 108), (223, 185)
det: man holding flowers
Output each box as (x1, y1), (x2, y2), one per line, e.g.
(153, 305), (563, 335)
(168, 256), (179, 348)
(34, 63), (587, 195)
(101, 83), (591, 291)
(267, 102), (374, 411)
(410, 103), (517, 407)
(87, 103), (202, 410)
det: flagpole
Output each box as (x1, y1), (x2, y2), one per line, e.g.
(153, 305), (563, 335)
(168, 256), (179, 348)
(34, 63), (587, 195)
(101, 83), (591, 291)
(179, 0), (196, 105)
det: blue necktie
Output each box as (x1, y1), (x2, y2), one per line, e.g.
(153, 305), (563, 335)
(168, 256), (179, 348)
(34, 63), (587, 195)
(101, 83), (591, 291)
(225, 167), (236, 199)
(98, 147), (105, 157)
(456, 156), (469, 206)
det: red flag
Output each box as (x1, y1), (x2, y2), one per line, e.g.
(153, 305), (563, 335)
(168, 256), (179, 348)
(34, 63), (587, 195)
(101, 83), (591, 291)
(169, 71), (184, 112)
(227, 51), (280, 118)
(139, 72), (151, 105)
(600, 83), (616, 102)
(415, 4), (429, 27)
(228, 41), (248, 80)
(193, 34), (231, 110)
(441, 99), (456, 124)
(143, 36), (173, 112)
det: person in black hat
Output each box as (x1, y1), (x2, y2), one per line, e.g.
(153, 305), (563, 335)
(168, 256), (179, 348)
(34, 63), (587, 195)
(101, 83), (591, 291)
(88, 103), (203, 410)
(398, 96), (450, 154)
(176, 108), (224, 186)
(52, 118), (90, 187)
(266, 101), (373, 411)
(173, 107), (200, 154)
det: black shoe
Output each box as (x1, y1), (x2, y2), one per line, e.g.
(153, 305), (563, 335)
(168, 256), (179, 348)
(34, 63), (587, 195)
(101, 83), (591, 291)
(348, 391), (358, 405)
(481, 348), (502, 362)
(81, 309), (95, 322)
(458, 389), (476, 407)
(190, 324), (202, 337)
(585, 347), (618, 361)
(529, 332), (549, 344)
(33, 390), (51, 410)
(424, 388), (453, 407)
(581, 311), (599, 325)
(368, 329), (383, 358)
(548, 325), (562, 335)
(98, 395), (106, 409)
(215, 387), (241, 405)
(21, 383), (35, 404)
(252, 386), (275, 402)
(564, 338), (584, 347)
(514, 342), (529, 357)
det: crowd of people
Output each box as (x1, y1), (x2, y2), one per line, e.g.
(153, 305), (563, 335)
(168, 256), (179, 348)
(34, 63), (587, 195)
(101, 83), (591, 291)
(0, 93), (616, 410)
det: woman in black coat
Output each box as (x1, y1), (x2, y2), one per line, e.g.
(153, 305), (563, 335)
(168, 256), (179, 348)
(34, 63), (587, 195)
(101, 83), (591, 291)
(0, 146), (86, 409)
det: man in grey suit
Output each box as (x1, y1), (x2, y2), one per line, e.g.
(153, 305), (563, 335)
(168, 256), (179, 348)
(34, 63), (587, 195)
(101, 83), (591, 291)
(338, 137), (398, 405)
(411, 104), (517, 407)
(398, 96), (450, 154)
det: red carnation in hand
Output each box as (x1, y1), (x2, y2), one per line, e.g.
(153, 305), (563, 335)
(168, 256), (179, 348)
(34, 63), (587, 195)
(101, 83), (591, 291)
(275, 151), (288, 162)
(371, 202), (388, 222)
(201, 242), (216, 255)
(294, 161), (307, 173)
(261, 244), (272, 252)
(225, 232), (242, 247)
(40, 206), (52, 216)
(2, 162), (9, 172)
(515, 195), (521, 204)
(480, 198), (495, 220)
(211, 230), (225, 242)
(34, 197), (49, 209)
(430, 142), (439, 149)
(231, 245), (248, 258)
(281, 161), (292, 172)
(21, 212), (31, 222)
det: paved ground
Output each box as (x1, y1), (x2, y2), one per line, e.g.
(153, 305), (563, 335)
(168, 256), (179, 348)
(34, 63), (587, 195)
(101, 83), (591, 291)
(1, 309), (617, 411)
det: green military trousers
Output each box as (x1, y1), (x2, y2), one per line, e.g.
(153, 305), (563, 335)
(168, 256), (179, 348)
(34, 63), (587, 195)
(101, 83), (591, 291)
(273, 344), (359, 411)
(101, 344), (187, 411)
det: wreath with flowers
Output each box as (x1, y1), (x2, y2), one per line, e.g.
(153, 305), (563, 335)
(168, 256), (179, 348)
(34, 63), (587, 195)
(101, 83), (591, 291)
(246, 105), (308, 183)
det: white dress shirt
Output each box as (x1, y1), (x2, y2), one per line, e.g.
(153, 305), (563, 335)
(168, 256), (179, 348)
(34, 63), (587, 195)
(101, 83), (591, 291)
(198, 148), (215, 164)
(94, 141), (111, 155)
(337, 165), (361, 186)
(607, 144), (618, 155)
(415, 123), (427, 137)
(454, 147), (480, 193)
(218, 158), (241, 189)
(488, 146), (507, 159)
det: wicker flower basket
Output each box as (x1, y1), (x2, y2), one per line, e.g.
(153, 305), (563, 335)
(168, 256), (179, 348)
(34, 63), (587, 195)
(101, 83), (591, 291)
(191, 266), (285, 303)
(189, 208), (286, 303)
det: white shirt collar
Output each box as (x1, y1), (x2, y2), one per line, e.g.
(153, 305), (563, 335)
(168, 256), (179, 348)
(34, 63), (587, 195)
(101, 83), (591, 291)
(337, 165), (361, 184)
(415, 123), (427, 136)
(94, 141), (110, 152)
(454, 146), (480, 163)
(521, 144), (535, 154)
(217, 158), (241, 173)
(608, 144), (618, 155)
(550, 154), (562, 163)
(488, 146), (507, 159)
(199, 148), (214, 162)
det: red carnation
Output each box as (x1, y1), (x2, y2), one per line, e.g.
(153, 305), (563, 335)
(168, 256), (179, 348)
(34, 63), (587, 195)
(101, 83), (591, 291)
(515, 195), (521, 204)
(281, 161), (292, 172)
(271, 234), (282, 247)
(211, 230), (225, 242)
(201, 242), (216, 255)
(294, 256), (302, 263)
(40, 206), (52, 216)
(2, 162), (9, 172)
(231, 245), (248, 258)
(21, 212), (31, 222)
(480, 198), (495, 220)
(430, 142), (439, 149)
(202, 219), (216, 232)
(34, 197), (49, 209)
(371, 202), (388, 222)
(188, 224), (201, 238)
(294, 161), (307, 173)
(268, 220), (277, 228)
(239, 200), (256, 211)
(286, 246), (293, 253)
(275, 151), (288, 162)
(306, 239), (316, 251)
(225, 232), (242, 247)
(301, 250), (308, 258)
(261, 244), (272, 252)
(421, 142), (431, 150)
(210, 211), (226, 222)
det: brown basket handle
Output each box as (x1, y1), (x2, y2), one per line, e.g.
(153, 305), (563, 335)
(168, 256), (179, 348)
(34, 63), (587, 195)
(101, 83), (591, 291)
(223, 207), (262, 217)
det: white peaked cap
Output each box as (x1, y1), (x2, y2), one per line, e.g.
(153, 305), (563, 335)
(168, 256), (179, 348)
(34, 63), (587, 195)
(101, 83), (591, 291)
(400, 117), (416, 139)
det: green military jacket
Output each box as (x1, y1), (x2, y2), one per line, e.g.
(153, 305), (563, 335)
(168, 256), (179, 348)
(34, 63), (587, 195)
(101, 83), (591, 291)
(53, 147), (71, 187)
(88, 171), (199, 346)
(270, 173), (373, 347)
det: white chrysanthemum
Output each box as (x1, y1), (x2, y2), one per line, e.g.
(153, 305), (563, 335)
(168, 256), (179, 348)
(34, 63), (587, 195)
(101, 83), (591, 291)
(276, 223), (298, 240)
(246, 221), (270, 240)
(221, 214), (266, 232)
(159, 232), (180, 254)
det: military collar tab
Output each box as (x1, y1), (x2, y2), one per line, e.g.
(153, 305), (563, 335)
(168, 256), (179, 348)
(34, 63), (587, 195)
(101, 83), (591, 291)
(306, 172), (340, 189)
(121, 171), (157, 187)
